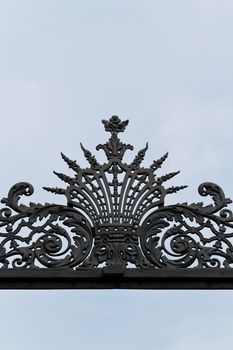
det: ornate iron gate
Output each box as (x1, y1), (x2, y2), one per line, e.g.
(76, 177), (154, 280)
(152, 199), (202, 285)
(1, 116), (233, 289)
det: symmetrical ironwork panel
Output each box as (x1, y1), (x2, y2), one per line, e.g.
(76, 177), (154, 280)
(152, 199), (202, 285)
(1, 116), (233, 288)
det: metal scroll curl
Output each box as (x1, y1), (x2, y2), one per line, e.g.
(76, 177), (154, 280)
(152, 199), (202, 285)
(139, 183), (233, 268)
(0, 183), (93, 268)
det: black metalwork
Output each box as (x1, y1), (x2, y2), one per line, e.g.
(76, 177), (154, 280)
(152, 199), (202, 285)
(1, 115), (233, 289)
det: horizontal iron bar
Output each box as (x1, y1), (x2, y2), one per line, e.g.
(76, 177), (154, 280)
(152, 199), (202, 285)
(0, 268), (233, 289)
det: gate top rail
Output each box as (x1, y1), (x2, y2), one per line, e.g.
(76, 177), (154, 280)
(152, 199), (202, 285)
(1, 116), (233, 289)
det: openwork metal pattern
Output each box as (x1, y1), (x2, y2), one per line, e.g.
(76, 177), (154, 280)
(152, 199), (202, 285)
(1, 116), (233, 274)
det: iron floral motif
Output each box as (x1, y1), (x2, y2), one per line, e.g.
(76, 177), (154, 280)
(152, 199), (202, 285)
(0, 116), (233, 269)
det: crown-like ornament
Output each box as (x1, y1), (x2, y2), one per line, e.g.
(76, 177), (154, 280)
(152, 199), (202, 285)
(0, 116), (233, 270)
(44, 116), (186, 231)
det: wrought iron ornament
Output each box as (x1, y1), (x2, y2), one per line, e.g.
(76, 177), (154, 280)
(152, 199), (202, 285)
(1, 115), (233, 274)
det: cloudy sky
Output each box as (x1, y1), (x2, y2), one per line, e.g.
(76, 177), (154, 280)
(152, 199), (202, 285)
(1, 1), (233, 349)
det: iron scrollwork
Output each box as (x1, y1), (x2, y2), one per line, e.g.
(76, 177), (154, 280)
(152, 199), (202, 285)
(0, 115), (233, 270)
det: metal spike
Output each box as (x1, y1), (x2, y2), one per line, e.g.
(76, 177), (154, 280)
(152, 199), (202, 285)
(150, 152), (169, 172)
(80, 143), (100, 169)
(130, 143), (148, 168)
(42, 187), (65, 195)
(61, 152), (80, 173)
(157, 171), (180, 185)
(166, 185), (188, 194)
(53, 171), (74, 185)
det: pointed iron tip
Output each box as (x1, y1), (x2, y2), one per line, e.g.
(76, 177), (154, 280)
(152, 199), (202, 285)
(80, 142), (89, 153)
(171, 170), (180, 176)
(61, 152), (68, 161)
(42, 187), (49, 191)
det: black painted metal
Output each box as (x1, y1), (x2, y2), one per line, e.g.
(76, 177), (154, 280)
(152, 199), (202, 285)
(1, 116), (233, 289)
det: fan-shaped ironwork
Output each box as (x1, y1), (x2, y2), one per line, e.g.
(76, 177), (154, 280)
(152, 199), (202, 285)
(0, 116), (233, 289)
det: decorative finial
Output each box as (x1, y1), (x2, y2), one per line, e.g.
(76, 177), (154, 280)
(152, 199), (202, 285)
(102, 116), (129, 134)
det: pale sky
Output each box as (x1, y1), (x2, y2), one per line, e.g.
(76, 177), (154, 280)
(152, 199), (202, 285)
(1, 1), (233, 349)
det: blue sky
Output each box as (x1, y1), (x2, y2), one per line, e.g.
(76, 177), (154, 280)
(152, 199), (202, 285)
(1, 1), (233, 349)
